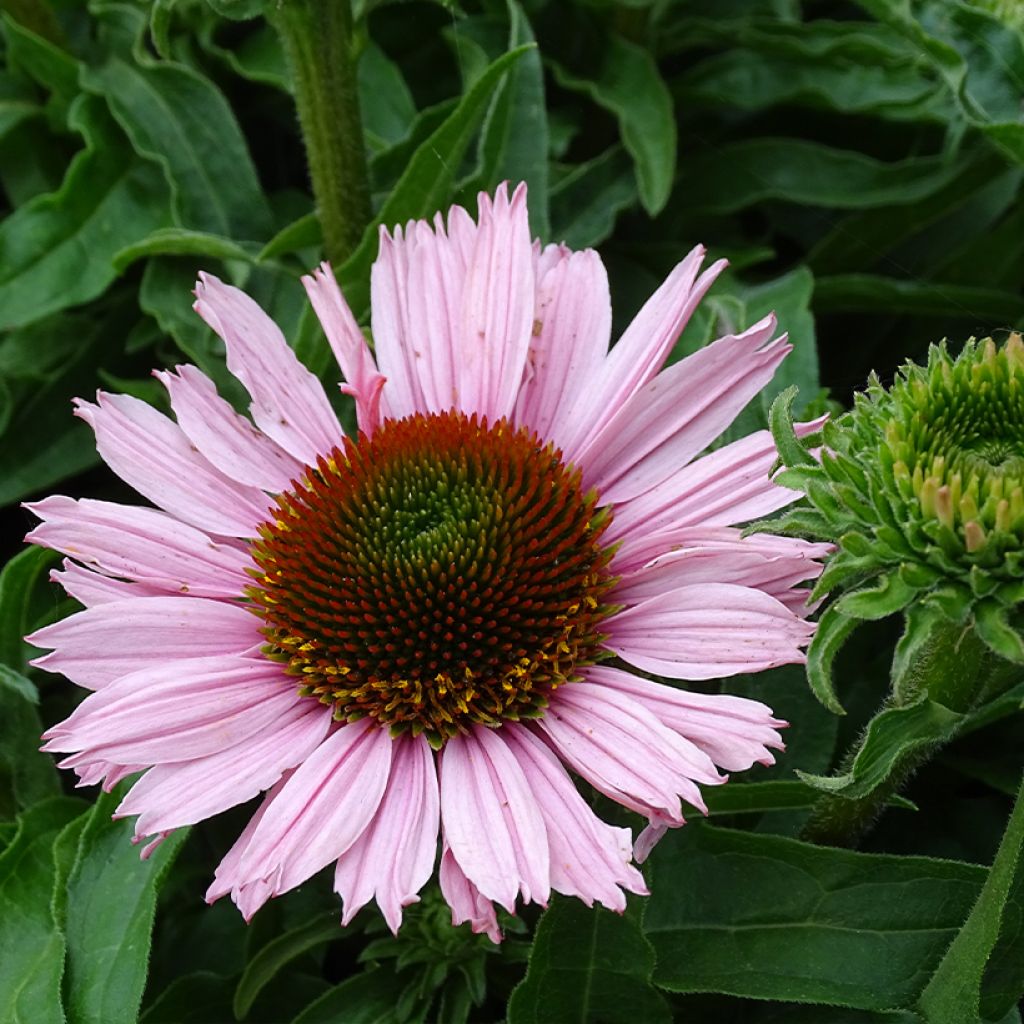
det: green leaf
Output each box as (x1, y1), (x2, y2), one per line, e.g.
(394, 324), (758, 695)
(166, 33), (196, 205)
(805, 603), (859, 714)
(919, 774), (1024, 1022)
(550, 33), (675, 215)
(82, 5), (271, 239)
(0, 665), (60, 820)
(703, 779), (859, 816)
(548, 146), (637, 248)
(234, 911), (342, 1018)
(837, 573), (918, 620)
(0, 546), (60, 670)
(258, 212), (322, 262)
(338, 45), (532, 318)
(768, 386), (818, 468)
(0, 95), (171, 331)
(974, 601), (1024, 663)
(1, 15), (79, 121)
(358, 39), (416, 150)
(0, 71), (39, 143)
(797, 696), (963, 801)
(0, 797), (87, 1024)
(140, 971), (236, 1024)
(290, 969), (400, 1024)
(60, 790), (187, 1024)
(113, 228), (262, 271)
(508, 898), (670, 1024)
(644, 822), (986, 1010)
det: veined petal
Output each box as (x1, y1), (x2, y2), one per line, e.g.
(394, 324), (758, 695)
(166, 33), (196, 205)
(456, 183), (535, 422)
(236, 720), (392, 898)
(608, 417), (827, 543)
(578, 318), (789, 502)
(503, 725), (647, 910)
(27, 495), (254, 600)
(116, 700), (330, 839)
(50, 560), (162, 607)
(27, 596), (261, 688)
(156, 365), (304, 492)
(42, 657), (298, 764)
(438, 846), (501, 943)
(440, 724), (549, 913)
(334, 734), (439, 933)
(302, 262), (386, 435)
(588, 664), (787, 773)
(75, 392), (272, 538)
(605, 582), (815, 679)
(538, 682), (723, 826)
(514, 248), (612, 447)
(193, 272), (344, 464)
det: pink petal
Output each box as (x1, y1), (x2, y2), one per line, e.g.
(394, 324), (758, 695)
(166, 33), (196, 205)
(74, 392), (272, 538)
(27, 596), (261, 688)
(116, 699), (330, 838)
(27, 495), (254, 600)
(578, 318), (789, 502)
(235, 719), (392, 898)
(456, 184), (536, 421)
(193, 272), (344, 464)
(604, 582), (815, 680)
(301, 262), (386, 435)
(333, 734), (439, 932)
(558, 247), (725, 459)
(608, 417), (826, 544)
(514, 248), (612, 447)
(538, 682), (722, 826)
(438, 846), (501, 944)
(612, 525), (827, 611)
(42, 656), (299, 764)
(50, 560), (161, 607)
(588, 665), (787, 773)
(440, 724), (549, 913)
(156, 365), (304, 492)
(503, 725), (647, 911)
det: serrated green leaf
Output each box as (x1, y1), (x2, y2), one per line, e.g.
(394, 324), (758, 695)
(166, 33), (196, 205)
(919, 774), (1024, 1022)
(508, 898), (670, 1024)
(60, 790), (187, 1024)
(644, 822), (986, 1010)
(0, 797), (87, 1024)
(234, 911), (342, 1018)
(550, 33), (675, 215)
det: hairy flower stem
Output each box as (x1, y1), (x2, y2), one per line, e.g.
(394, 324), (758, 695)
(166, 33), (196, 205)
(270, 0), (371, 266)
(800, 621), (997, 848)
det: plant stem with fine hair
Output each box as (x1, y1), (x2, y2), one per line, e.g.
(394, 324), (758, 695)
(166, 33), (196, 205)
(270, 0), (371, 267)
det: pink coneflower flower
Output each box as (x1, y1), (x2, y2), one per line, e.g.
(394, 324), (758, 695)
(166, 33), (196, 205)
(30, 184), (824, 942)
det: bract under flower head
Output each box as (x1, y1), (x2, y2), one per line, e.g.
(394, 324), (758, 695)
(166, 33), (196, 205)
(28, 183), (821, 941)
(770, 334), (1024, 708)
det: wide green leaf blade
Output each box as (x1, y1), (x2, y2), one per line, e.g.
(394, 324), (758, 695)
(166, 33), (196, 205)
(645, 822), (985, 1010)
(0, 666), (60, 819)
(507, 898), (670, 1024)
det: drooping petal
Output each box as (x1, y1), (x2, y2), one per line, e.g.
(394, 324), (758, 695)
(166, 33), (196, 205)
(612, 525), (829, 612)
(27, 495), (254, 600)
(333, 734), (439, 932)
(27, 596), (262, 688)
(456, 183), (535, 421)
(438, 846), (501, 943)
(577, 318), (789, 502)
(235, 720), (392, 898)
(75, 393), (272, 538)
(42, 656), (299, 764)
(558, 248), (725, 458)
(503, 725), (647, 910)
(514, 248), (612, 447)
(588, 664), (787, 773)
(156, 365), (304, 492)
(538, 682), (723, 827)
(608, 417), (827, 544)
(115, 700), (330, 839)
(605, 583), (815, 680)
(301, 262), (386, 435)
(193, 272), (344, 464)
(440, 724), (549, 913)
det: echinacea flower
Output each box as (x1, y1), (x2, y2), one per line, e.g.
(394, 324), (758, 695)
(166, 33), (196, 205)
(29, 184), (823, 942)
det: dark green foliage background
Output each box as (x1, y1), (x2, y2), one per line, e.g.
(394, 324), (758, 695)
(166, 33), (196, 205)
(1, 0), (1023, 1021)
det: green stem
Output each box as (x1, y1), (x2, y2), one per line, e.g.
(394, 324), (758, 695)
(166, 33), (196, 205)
(270, 0), (371, 267)
(800, 619), (993, 848)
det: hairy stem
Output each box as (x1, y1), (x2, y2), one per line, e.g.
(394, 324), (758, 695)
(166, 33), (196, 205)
(270, 0), (371, 267)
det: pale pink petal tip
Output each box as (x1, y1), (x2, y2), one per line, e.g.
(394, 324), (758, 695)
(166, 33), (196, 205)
(439, 847), (502, 944)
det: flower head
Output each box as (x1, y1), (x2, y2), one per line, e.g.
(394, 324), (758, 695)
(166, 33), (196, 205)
(769, 335), (1024, 711)
(29, 184), (820, 940)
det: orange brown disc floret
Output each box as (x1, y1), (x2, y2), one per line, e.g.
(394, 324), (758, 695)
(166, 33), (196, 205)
(248, 410), (617, 747)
